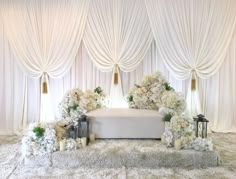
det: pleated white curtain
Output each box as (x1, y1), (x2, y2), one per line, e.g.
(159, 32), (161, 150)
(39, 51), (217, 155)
(0, 18), (27, 134)
(83, 0), (153, 107)
(146, 0), (236, 115)
(0, 0), (90, 122)
(199, 30), (236, 133)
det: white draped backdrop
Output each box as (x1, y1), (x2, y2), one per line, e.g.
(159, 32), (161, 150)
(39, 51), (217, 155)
(0, 0), (236, 134)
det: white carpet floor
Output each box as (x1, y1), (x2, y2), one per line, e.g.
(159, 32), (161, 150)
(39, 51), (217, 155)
(0, 133), (236, 179)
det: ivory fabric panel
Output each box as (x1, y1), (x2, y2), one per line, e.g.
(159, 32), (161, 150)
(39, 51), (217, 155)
(0, 0), (90, 122)
(0, 0), (236, 134)
(83, 0), (153, 107)
(146, 0), (236, 116)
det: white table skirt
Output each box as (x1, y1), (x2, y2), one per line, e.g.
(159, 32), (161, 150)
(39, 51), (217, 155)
(86, 108), (164, 139)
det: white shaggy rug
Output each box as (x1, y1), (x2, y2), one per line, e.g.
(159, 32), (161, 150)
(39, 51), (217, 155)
(0, 134), (236, 179)
(23, 140), (219, 168)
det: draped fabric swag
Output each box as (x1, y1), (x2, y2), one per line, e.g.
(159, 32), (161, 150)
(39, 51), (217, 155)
(83, 0), (153, 107)
(0, 0), (90, 122)
(145, 0), (236, 116)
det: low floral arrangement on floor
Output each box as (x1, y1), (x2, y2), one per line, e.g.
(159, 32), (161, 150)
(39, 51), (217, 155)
(59, 86), (106, 124)
(22, 87), (106, 157)
(21, 122), (86, 157)
(22, 123), (58, 157)
(128, 72), (213, 151)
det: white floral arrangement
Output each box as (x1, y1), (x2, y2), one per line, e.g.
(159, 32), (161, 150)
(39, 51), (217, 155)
(128, 72), (213, 151)
(161, 91), (186, 114)
(22, 87), (106, 157)
(162, 114), (194, 148)
(22, 123), (58, 157)
(59, 86), (106, 124)
(190, 138), (213, 151)
(127, 72), (186, 114)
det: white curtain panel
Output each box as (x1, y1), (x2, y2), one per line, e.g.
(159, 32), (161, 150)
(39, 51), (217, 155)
(0, 0), (90, 122)
(83, 0), (153, 107)
(49, 44), (112, 118)
(0, 38), (235, 134)
(0, 19), (26, 134)
(199, 31), (236, 133)
(146, 0), (236, 115)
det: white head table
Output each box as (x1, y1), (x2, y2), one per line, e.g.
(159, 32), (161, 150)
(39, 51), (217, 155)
(86, 108), (164, 139)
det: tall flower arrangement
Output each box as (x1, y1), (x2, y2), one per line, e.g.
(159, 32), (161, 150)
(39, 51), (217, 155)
(127, 72), (213, 151)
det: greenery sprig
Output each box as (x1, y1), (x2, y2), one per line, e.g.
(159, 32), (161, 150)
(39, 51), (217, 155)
(33, 126), (45, 138)
(163, 113), (173, 122)
(94, 86), (103, 94)
(164, 82), (174, 91)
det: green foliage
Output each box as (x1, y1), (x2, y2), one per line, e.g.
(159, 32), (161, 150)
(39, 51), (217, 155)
(94, 86), (103, 94)
(128, 95), (133, 102)
(71, 105), (78, 111)
(33, 127), (45, 138)
(164, 82), (173, 91)
(163, 113), (173, 122)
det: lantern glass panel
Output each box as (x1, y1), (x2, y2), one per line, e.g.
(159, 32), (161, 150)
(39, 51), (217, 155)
(194, 119), (208, 138)
(78, 120), (89, 138)
(67, 125), (77, 139)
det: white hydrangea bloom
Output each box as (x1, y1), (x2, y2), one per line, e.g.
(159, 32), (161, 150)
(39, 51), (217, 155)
(58, 87), (106, 124)
(191, 138), (213, 151)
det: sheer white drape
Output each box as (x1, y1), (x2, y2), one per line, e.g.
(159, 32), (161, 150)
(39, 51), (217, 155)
(0, 19), (26, 134)
(0, 0), (90, 122)
(83, 0), (153, 107)
(199, 31), (236, 133)
(1, 39), (236, 134)
(0, 0), (236, 134)
(49, 42), (189, 119)
(47, 40), (236, 133)
(146, 0), (236, 115)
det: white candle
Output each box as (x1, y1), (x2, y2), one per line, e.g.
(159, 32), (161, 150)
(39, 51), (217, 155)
(161, 135), (166, 144)
(81, 137), (87, 148)
(59, 140), (66, 151)
(89, 133), (96, 143)
(174, 139), (182, 150)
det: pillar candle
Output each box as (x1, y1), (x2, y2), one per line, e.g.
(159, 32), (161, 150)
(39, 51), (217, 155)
(81, 137), (87, 148)
(174, 139), (182, 150)
(89, 133), (96, 143)
(161, 135), (166, 144)
(59, 140), (66, 151)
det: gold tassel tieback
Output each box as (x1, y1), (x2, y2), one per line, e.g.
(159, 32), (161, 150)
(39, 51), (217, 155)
(114, 72), (118, 85)
(191, 79), (196, 91)
(43, 81), (48, 94)
(113, 64), (119, 85)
